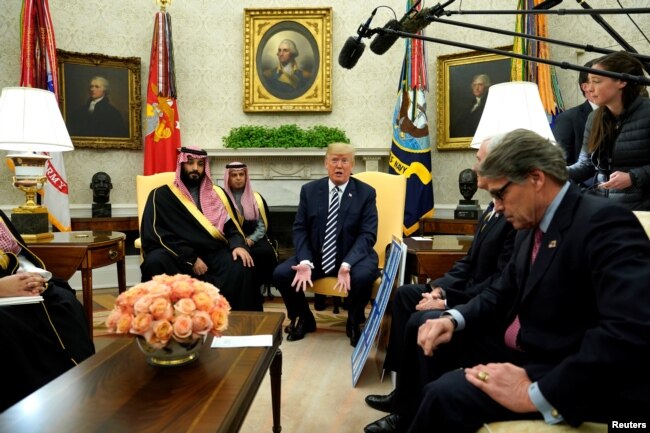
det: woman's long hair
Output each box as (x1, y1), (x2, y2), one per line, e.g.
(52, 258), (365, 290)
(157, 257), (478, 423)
(588, 51), (645, 153)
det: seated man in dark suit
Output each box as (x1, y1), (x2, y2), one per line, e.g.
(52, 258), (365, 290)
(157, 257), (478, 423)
(371, 129), (650, 433)
(273, 142), (380, 347)
(551, 59), (597, 165)
(364, 135), (515, 429)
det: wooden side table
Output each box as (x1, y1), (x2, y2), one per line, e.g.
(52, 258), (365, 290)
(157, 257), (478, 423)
(26, 231), (126, 336)
(420, 217), (479, 236)
(72, 216), (139, 255)
(403, 236), (473, 284)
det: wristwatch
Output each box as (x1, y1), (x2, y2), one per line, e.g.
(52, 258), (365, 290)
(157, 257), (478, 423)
(441, 314), (458, 330)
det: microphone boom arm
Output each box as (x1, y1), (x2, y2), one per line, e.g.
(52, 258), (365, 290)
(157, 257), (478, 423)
(428, 17), (650, 64)
(372, 27), (650, 85)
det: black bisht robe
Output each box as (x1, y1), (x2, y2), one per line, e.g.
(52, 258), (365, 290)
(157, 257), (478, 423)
(139, 184), (262, 311)
(0, 210), (95, 412)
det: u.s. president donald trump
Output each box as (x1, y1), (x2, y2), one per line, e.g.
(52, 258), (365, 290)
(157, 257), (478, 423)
(273, 142), (380, 346)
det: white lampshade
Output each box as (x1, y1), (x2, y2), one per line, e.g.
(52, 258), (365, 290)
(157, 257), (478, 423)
(0, 86), (74, 152)
(470, 81), (555, 148)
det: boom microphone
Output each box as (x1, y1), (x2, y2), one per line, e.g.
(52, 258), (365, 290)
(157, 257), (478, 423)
(369, 0), (422, 55)
(533, 0), (563, 10)
(370, 0), (455, 55)
(338, 8), (378, 69)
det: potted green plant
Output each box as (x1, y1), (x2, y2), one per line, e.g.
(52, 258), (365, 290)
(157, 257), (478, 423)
(222, 124), (349, 149)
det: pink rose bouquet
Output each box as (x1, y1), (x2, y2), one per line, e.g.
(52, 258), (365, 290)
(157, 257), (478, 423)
(106, 274), (231, 349)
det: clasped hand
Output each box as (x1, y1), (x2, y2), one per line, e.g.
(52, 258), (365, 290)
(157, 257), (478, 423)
(415, 287), (446, 311)
(0, 272), (48, 297)
(417, 317), (455, 356)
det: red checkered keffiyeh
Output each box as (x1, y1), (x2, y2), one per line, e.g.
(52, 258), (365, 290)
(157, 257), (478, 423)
(174, 146), (228, 232)
(0, 221), (21, 255)
(223, 162), (259, 221)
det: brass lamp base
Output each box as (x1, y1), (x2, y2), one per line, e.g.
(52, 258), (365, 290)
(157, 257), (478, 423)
(10, 211), (53, 242)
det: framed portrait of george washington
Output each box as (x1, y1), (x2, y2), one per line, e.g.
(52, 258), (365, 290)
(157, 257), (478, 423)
(57, 50), (142, 149)
(243, 8), (332, 112)
(436, 47), (512, 150)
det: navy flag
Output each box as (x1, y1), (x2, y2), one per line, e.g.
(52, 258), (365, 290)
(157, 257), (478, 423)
(388, 4), (434, 236)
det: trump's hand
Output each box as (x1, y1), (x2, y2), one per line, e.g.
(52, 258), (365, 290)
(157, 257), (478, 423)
(291, 264), (313, 292)
(465, 363), (536, 413)
(417, 317), (455, 356)
(334, 266), (351, 293)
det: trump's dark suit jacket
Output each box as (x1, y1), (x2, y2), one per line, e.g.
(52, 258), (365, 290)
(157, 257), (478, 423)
(293, 176), (378, 272)
(552, 100), (593, 165)
(274, 176), (380, 322)
(456, 184), (650, 425)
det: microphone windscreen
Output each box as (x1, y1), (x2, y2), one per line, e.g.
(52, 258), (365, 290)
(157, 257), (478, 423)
(533, 0), (562, 9)
(338, 37), (365, 69)
(369, 20), (401, 55)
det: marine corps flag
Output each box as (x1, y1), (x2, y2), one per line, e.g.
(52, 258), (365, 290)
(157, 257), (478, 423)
(388, 0), (434, 236)
(143, 8), (181, 175)
(20, 0), (71, 232)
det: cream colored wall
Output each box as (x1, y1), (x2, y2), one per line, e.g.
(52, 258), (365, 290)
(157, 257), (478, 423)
(1, 0), (649, 213)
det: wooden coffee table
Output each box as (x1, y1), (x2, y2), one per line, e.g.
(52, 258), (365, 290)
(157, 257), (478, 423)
(0, 312), (285, 433)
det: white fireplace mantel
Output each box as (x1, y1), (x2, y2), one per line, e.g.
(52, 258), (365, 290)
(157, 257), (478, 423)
(207, 147), (390, 180)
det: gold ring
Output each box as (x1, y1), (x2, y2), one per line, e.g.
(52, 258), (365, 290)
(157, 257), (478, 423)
(477, 371), (489, 382)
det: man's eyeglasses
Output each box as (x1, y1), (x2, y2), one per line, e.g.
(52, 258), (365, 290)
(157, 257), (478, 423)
(489, 181), (512, 201)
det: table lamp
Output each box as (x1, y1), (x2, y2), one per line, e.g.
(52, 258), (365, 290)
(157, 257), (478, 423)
(470, 81), (555, 149)
(0, 87), (74, 241)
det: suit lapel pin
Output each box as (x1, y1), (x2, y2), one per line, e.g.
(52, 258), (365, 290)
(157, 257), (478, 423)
(348, 193), (352, 197)
(548, 240), (557, 248)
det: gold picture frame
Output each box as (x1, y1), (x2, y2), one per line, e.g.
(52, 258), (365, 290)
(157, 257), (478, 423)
(436, 47), (512, 150)
(244, 8), (332, 112)
(57, 50), (142, 149)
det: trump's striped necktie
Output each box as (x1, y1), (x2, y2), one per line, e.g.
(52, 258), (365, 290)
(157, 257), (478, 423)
(322, 186), (340, 274)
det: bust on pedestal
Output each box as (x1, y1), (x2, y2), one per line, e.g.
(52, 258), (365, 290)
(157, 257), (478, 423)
(454, 168), (481, 220)
(90, 171), (112, 218)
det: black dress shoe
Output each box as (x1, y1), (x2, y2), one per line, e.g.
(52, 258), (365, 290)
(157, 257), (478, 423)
(314, 294), (326, 311)
(364, 413), (401, 433)
(346, 320), (361, 347)
(365, 389), (395, 413)
(287, 314), (316, 341)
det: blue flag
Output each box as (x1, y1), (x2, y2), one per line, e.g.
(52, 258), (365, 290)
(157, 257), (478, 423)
(388, 9), (434, 236)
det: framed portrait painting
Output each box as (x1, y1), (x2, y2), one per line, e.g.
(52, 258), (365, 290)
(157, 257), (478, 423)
(57, 50), (142, 149)
(436, 47), (512, 150)
(244, 8), (332, 112)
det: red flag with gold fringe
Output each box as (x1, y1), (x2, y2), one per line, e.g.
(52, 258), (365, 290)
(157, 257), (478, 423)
(144, 10), (181, 175)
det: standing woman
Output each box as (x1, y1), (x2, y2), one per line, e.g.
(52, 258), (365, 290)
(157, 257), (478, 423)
(568, 51), (650, 210)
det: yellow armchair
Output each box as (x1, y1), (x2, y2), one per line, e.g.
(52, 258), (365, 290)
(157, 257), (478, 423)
(134, 172), (176, 255)
(308, 171), (406, 298)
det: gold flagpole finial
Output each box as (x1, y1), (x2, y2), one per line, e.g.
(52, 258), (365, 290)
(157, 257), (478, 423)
(156, 0), (172, 12)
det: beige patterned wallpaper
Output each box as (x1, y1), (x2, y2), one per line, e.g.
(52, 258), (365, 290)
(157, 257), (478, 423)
(1, 0), (648, 213)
